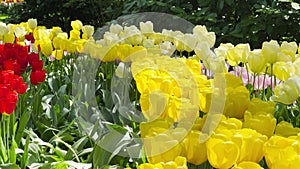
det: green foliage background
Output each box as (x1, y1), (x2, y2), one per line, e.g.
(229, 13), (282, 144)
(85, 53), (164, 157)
(1, 0), (300, 48)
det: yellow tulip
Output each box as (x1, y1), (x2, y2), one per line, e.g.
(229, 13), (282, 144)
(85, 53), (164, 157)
(14, 25), (26, 38)
(70, 29), (81, 41)
(66, 40), (76, 53)
(52, 49), (63, 60)
(0, 23), (9, 36)
(109, 23), (123, 34)
(173, 156), (188, 169)
(247, 49), (265, 74)
(270, 76), (300, 105)
(139, 118), (172, 139)
(243, 111), (276, 138)
(71, 20), (83, 31)
(192, 25), (215, 48)
(232, 161), (262, 169)
(262, 40), (280, 65)
(273, 61), (294, 81)
(217, 116), (243, 130)
(280, 41), (298, 62)
(247, 98), (275, 116)
(206, 137), (239, 169)
(27, 18), (37, 30)
(4, 33), (15, 43)
(264, 135), (300, 169)
(275, 121), (300, 137)
(49, 26), (63, 40)
(137, 163), (155, 169)
(182, 130), (207, 165)
(140, 21), (154, 36)
(40, 40), (53, 56)
(231, 128), (267, 163)
(214, 43), (234, 59)
(226, 43), (250, 66)
(82, 25), (94, 38)
(224, 86), (250, 119)
(144, 133), (182, 164)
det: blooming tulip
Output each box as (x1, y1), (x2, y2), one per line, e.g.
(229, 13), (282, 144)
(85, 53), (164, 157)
(273, 61), (294, 81)
(71, 20), (83, 31)
(30, 69), (46, 85)
(270, 76), (300, 105)
(247, 49), (265, 74)
(243, 111), (276, 138)
(27, 18), (37, 30)
(264, 135), (300, 169)
(262, 40), (280, 64)
(247, 98), (275, 116)
(182, 130), (207, 165)
(275, 121), (300, 137)
(232, 161), (263, 169)
(206, 135), (239, 169)
(231, 129), (267, 163)
(140, 21), (154, 36)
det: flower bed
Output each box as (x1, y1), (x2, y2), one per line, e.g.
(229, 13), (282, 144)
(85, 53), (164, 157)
(0, 17), (299, 169)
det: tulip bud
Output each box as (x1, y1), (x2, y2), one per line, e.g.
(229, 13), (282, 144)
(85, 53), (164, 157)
(71, 20), (83, 30)
(247, 49), (265, 74)
(82, 25), (94, 38)
(27, 18), (37, 30)
(262, 40), (280, 64)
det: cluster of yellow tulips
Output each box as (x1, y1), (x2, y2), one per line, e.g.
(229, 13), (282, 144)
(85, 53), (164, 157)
(1, 18), (300, 168)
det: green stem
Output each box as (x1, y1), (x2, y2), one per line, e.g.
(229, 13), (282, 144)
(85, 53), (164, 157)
(262, 67), (268, 100)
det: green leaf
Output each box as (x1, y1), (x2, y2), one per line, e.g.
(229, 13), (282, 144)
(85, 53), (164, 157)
(225, 0), (234, 6)
(21, 135), (30, 169)
(217, 0), (225, 12)
(16, 110), (31, 146)
(93, 128), (132, 168)
(9, 138), (17, 164)
(0, 137), (8, 163)
(65, 136), (89, 160)
(0, 164), (20, 169)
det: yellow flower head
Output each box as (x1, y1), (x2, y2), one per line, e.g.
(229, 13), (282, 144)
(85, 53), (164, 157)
(262, 40), (280, 65)
(270, 76), (300, 105)
(27, 18), (37, 30)
(71, 20), (83, 31)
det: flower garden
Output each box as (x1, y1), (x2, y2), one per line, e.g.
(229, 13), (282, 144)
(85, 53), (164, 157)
(1, 2), (300, 169)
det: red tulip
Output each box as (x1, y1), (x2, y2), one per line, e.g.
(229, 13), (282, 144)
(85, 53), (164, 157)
(30, 69), (46, 85)
(30, 60), (43, 71)
(3, 59), (21, 75)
